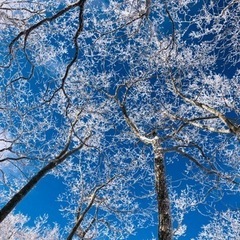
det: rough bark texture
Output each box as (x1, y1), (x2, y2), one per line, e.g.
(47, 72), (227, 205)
(153, 138), (172, 240)
(120, 105), (172, 239)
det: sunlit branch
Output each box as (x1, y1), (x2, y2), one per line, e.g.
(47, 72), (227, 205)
(46, 0), (87, 108)
(121, 105), (153, 144)
(164, 2), (177, 53)
(165, 111), (231, 134)
(67, 176), (116, 240)
(216, 0), (238, 18)
(165, 147), (239, 185)
(115, 96), (172, 239)
(8, 1), (85, 54)
(171, 77), (240, 135)
(94, 12), (148, 44)
(0, 116), (91, 223)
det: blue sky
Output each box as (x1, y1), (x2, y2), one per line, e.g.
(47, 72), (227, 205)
(0, 0), (239, 239)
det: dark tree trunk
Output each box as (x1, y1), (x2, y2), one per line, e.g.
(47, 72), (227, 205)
(153, 139), (172, 240)
(0, 140), (86, 223)
(0, 161), (57, 223)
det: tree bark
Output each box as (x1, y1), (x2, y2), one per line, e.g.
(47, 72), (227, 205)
(0, 140), (87, 223)
(153, 138), (172, 240)
(0, 161), (57, 223)
(120, 104), (172, 239)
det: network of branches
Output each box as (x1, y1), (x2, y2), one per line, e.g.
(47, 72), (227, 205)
(0, 0), (239, 239)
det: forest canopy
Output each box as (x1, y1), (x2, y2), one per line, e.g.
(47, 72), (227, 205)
(0, 0), (239, 239)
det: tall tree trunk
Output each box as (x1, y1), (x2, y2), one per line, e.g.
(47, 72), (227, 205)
(153, 138), (172, 240)
(120, 105), (172, 239)
(0, 140), (87, 223)
(0, 160), (57, 223)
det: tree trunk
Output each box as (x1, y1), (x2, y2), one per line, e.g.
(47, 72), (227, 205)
(0, 140), (87, 223)
(153, 138), (172, 240)
(0, 161), (57, 223)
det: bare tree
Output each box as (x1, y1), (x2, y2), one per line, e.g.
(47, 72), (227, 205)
(0, 0), (239, 239)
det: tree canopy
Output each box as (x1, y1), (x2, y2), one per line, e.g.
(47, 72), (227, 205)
(0, 0), (239, 239)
